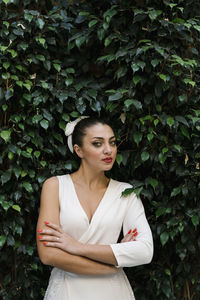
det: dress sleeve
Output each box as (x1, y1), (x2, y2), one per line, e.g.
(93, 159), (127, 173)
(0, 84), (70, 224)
(110, 193), (153, 268)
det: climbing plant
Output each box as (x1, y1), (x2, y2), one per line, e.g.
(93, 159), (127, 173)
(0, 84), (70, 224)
(0, 0), (200, 299)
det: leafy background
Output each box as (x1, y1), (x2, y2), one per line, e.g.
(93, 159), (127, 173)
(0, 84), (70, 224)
(0, 0), (200, 299)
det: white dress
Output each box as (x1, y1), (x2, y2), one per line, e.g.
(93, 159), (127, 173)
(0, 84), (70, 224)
(44, 174), (153, 300)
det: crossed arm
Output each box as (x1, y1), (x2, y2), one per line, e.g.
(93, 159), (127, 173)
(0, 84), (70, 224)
(36, 177), (137, 275)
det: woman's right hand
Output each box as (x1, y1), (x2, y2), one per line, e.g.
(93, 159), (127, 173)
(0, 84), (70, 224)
(120, 228), (138, 243)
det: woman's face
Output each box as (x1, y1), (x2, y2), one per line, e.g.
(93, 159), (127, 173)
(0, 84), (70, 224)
(75, 123), (117, 172)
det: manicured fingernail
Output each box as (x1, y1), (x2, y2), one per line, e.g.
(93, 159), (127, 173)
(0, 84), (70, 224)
(38, 236), (43, 239)
(43, 242), (47, 245)
(133, 232), (138, 237)
(37, 229), (43, 233)
(44, 221), (49, 225)
(128, 229), (132, 234)
(132, 229), (137, 233)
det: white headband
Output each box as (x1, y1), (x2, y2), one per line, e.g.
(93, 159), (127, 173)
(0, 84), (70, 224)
(65, 116), (89, 153)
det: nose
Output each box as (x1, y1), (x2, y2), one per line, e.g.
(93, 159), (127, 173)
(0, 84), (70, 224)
(103, 142), (112, 155)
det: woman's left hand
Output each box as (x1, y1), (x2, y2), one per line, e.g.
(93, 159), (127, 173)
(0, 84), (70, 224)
(37, 221), (81, 255)
(120, 228), (138, 243)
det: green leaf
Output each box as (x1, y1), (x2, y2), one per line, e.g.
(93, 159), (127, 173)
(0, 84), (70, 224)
(108, 92), (123, 101)
(3, 62), (10, 70)
(0, 235), (7, 248)
(104, 37), (112, 47)
(7, 49), (18, 58)
(124, 99), (142, 110)
(165, 269), (171, 276)
(156, 207), (165, 218)
(133, 187), (143, 197)
(65, 78), (73, 86)
(12, 205), (21, 213)
(133, 132), (143, 146)
(35, 37), (46, 46)
(180, 126), (190, 139)
(160, 232), (169, 246)
(13, 167), (21, 179)
(158, 153), (167, 164)
(23, 182), (33, 193)
(192, 215), (199, 227)
(184, 78), (195, 87)
(89, 20), (98, 27)
(1, 171), (11, 185)
(151, 59), (160, 67)
(158, 73), (169, 82)
(66, 68), (75, 74)
(40, 161), (47, 167)
(149, 178), (158, 189)
(147, 131), (154, 141)
(167, 117), (175, 127)
(0, 130), (11, 142)
(40, 119), (49, 129)
(75, 36), (85, 49)
(122, 188), (134, 197)
(36, 18), (45, 29)
(116, 153), (123, 165)
(148, 9), (162, 21)
(173, 145), (182, 152)
(171, 187), (181, 197)
(3, 0), (11, 5)
(34, 151), (41, 158)
(131, 63), (140, 73)
(141, 151), (149, 162)
(53, 63), (61, 72)
(133, 75), (141, 85)
(79, 11), (90, 16)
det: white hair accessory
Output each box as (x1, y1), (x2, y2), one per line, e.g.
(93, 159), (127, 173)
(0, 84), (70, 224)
(65, 116), (89, 153)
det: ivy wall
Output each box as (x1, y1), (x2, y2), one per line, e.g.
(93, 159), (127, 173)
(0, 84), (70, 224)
(0, 0), (200, 299)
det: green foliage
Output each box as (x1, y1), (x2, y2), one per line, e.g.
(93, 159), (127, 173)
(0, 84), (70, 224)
(0, 0), (200, 299)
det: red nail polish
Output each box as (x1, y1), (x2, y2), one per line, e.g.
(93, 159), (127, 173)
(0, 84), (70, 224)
(128, 229), (131, 234)
(43, 242), (47, 245)
(133, 232), (138, 237)
(38, 236), (42, 239)
(132, 229), (137, 233)
(37, 229), (43, 233)
(44, 221), (49, 225)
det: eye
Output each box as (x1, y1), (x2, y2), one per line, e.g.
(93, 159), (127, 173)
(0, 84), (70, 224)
(110, 140), (117, 146)
(92, 142), (102, 147)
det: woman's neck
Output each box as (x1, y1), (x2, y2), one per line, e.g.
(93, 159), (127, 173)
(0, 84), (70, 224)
(71, 165), (109, 189)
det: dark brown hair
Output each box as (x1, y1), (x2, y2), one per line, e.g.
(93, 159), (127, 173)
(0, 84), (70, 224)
(72, 117), (111, 148)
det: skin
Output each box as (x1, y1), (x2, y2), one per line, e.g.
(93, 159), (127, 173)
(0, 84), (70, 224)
(36, 123), (137, 275)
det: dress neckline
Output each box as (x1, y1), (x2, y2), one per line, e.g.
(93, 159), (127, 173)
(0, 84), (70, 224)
(68, 174), (112, 225)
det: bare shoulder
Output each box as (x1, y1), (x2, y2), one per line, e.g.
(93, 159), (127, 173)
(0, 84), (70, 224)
(42, 176), (59, 191)
(40, 176), (59, 204)
(43, 176), (58, 186)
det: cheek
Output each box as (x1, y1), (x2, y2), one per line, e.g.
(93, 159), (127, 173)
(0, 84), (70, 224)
(113, 147), (117, 158)
(87, 149), (102, 161)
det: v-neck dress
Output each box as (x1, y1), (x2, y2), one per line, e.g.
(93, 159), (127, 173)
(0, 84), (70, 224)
(44, 174), (153, 300)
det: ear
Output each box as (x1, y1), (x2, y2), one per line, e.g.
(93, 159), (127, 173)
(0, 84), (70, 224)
(74, 144), (84, 158)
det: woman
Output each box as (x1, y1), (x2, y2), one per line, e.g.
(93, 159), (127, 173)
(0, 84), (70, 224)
(36, 116), (153, 300)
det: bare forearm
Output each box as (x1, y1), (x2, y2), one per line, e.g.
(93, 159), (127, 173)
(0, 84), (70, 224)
(78, 244), (117, 266)
(39, 246), (117, 275)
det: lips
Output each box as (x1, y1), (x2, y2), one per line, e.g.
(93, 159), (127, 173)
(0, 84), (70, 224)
(102, 157), (113, 163)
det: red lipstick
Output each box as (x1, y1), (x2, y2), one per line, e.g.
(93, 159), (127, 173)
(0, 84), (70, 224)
(102, 157), (113, 163)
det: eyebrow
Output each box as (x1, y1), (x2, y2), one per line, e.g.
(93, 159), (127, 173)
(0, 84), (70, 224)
(92, 136), (116, 140)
